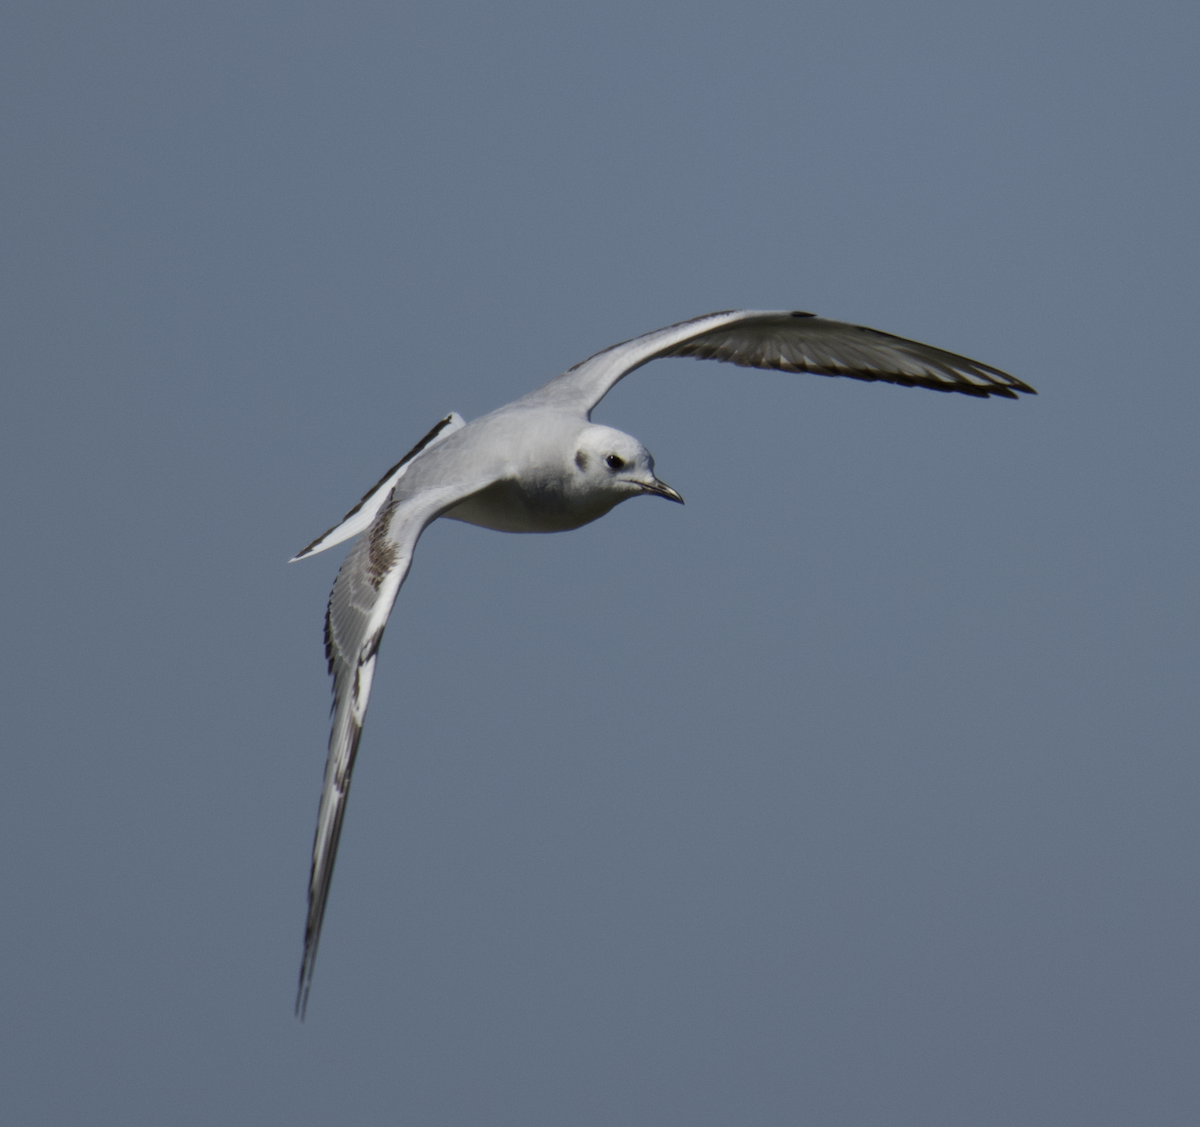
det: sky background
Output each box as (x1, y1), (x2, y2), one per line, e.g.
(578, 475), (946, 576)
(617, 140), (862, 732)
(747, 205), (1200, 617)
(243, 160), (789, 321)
(3, 1), (1198, 1123)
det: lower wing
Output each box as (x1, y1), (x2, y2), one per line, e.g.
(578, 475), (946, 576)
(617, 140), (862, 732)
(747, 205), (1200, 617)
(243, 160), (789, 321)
(296, 477), (487, 1017)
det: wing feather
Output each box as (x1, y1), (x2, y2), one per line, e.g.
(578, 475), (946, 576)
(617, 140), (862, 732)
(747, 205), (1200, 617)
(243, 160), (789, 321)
(295, 476), (486, 1018)
(526, 310), (1033, 415)
(290, 412), (466, 562)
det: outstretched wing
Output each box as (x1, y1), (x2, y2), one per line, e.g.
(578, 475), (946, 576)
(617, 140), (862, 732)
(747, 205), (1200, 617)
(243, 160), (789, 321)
(296, 477), (485, 1018)
(290, 412), (466, 562)
(525, 310), (1033, 416)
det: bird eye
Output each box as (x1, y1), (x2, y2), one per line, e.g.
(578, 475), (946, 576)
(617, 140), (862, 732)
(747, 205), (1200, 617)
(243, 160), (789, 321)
(605, 454), (625, 470)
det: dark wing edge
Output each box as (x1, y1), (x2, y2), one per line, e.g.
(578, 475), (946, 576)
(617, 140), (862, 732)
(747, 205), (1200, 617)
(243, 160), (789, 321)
(661, 313), (1035, 400)
(290, 412), (466, 563)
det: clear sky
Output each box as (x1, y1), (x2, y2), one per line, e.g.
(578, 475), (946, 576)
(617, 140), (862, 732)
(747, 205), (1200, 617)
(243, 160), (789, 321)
(3, 2), (1198, 1123)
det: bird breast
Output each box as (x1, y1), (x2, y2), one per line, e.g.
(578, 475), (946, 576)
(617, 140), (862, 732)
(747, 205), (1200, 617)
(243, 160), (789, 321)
(442, 476), (620, 533)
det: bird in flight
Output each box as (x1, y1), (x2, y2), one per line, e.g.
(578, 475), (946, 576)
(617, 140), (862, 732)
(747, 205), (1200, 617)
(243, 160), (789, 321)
(291, 309), (1034, 1016)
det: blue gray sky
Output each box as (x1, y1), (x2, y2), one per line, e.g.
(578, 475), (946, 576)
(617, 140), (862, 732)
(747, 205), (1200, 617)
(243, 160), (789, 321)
(3, 2), (1198, 1124)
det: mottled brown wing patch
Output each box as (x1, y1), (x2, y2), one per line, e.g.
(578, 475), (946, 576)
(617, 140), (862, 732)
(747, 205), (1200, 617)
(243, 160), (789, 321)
(367, 501), (400, 591)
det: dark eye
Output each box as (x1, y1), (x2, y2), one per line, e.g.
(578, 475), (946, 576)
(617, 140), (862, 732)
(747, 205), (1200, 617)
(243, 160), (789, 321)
(605, 454), (625, 470)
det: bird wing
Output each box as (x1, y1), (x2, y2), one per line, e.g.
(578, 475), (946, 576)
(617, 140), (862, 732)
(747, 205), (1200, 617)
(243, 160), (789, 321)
(296, 471), (490, 1018)
(525, 310), (1033, 416)
(290, 412), (466, 562)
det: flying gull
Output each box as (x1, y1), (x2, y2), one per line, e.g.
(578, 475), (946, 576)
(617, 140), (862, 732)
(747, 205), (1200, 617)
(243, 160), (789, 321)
(291, 309), (1034, 1016)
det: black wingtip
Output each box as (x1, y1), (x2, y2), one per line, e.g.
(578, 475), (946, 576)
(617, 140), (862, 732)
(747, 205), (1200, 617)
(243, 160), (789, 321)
(296, 938), (313, 1019)
(296, 937), (317, 1020)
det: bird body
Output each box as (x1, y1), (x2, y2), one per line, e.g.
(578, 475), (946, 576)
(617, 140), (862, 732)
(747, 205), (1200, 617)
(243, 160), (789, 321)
(292, 308), (1034, 1016)
(437, 411), (670, 533)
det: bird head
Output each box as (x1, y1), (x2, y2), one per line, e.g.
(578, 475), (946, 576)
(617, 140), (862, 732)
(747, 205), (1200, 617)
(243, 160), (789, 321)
(571, 425), (684, 506)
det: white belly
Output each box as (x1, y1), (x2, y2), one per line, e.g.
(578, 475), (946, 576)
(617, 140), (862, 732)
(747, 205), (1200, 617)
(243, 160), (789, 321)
(442, 478), (619, 533)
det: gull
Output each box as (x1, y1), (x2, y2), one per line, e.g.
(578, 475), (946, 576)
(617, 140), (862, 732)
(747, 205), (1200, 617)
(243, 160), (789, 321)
(291, 308), (1034, 1016)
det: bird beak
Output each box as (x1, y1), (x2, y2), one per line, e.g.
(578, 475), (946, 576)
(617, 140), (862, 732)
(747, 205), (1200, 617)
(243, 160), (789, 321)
(639, 477), (684, 504)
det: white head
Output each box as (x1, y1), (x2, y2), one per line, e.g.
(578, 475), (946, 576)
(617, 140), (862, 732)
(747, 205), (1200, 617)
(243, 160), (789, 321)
(570, 424), (683, 507)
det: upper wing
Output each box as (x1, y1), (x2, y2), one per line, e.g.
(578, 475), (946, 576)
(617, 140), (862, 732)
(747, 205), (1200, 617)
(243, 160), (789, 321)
(295, 475), (486, 1018)
(290, 412), (466, 562)
(524, 310), (1034, 416)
